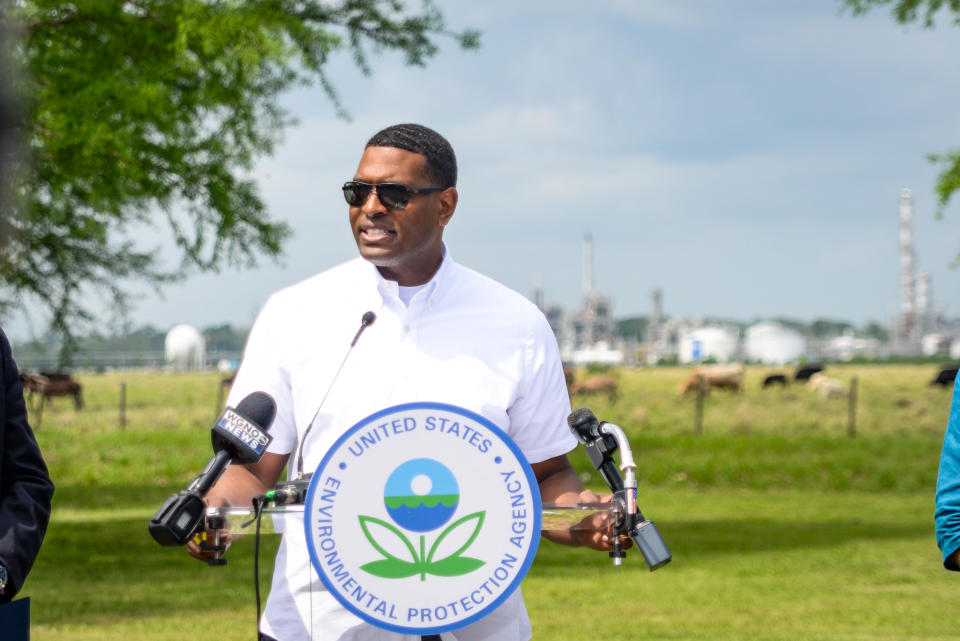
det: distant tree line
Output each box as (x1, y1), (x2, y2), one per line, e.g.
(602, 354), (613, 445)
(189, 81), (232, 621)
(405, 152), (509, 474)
(615, 316), (890, 343)
(12, 323), (250, 369)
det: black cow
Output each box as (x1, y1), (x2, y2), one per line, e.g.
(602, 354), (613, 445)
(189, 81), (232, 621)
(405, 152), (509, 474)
(795, 365), (824, 382)
(930, 367), (959, 388)
(762, 374), (789, 389)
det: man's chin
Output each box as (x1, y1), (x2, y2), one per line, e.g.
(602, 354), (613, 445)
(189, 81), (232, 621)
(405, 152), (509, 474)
(357, 246), (397, 267)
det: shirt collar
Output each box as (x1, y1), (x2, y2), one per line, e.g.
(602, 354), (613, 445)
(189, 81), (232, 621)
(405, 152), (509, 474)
(368, 243), (454, 305)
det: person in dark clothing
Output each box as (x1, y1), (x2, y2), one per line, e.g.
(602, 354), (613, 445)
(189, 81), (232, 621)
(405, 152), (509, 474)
(0, 327), (54, 602)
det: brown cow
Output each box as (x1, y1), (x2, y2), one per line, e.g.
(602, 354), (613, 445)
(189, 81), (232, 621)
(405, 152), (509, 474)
(678, 364), (744, 395)
(569, 374), (618, 401)
(21, 373), (84, 410)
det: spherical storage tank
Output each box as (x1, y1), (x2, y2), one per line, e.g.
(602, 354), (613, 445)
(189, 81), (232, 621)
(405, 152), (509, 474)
(745, 322), (806, 364)
(165, 324), (206, 370)
(678, 326), (739, 364)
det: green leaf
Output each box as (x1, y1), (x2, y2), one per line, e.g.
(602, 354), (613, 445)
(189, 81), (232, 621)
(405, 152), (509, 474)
(426, 555), (485, 577)
(427, 511), (485, 564)
(360, 558), (422, 579)
(358, 515), (418, 564)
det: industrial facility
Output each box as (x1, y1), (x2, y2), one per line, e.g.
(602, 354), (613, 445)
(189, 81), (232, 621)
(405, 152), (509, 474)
(539, 190), (959, 366)
(895, 188), (960, 358)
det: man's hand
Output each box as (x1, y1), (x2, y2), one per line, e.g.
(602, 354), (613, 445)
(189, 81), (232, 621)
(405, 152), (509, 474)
(566, 489), (633, 552)
(533, 455), (632, 551)
(185, 495), (232, 563)
(182, 452), (288, 563)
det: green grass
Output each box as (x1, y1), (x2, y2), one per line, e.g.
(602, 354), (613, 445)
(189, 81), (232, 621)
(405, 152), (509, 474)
(17, 365), (960, 640)
(528, 489), (956, 640)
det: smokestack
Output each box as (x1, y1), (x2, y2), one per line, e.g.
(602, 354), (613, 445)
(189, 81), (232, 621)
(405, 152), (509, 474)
(898, 188), (916, 349)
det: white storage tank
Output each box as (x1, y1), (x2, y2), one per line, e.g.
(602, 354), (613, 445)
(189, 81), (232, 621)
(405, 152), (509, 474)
(922, 333), (951, 357)
(678, 326), (739, 364)
(165, 324), (206, 370)
(745, 322), (806, 364)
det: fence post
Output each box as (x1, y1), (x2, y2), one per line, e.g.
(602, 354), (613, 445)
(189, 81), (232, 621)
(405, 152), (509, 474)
(694, 374), (705, 435)
(119, 381), (127, 431)
(34, 396), (44, 431)
(847, 376), (858, 438)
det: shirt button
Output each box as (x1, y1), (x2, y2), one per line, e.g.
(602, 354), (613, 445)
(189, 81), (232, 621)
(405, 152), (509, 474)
(404, 325), (411, 333)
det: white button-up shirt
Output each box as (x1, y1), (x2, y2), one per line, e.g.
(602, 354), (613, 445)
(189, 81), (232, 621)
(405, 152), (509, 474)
(228, 250), (575, 641)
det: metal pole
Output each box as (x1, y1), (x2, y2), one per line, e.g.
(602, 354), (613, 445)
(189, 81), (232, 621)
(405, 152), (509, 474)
(119, 381), (127, 431)
(847, 376), (858, 438)
(694, 374), (704, 435)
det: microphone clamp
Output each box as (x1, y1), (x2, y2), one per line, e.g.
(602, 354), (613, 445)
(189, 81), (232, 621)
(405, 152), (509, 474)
(266, 474), (313, 506)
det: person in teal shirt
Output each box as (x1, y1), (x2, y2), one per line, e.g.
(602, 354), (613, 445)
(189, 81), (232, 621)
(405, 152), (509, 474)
(935, 374), (960, 569)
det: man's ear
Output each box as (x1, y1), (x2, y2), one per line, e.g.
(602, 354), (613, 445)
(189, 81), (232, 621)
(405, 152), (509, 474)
(437, 187), (458, 227)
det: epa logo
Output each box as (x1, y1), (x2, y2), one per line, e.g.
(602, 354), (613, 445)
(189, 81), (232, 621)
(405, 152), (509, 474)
(304, 403), (541, 636)
(361, 458), (484, 581)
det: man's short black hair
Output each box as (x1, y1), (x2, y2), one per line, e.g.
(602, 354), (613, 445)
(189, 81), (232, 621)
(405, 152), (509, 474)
(366, 123), (457, 188)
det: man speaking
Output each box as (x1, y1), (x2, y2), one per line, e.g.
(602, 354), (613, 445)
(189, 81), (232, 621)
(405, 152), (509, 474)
(187, 124), (620, 641)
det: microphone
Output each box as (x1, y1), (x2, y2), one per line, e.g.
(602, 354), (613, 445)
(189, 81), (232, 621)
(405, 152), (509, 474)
(567, 407), (604, 444)
(567, 407), (622, 492)
(210, 390), (276, 463)
(149, 392), (278, 546)
(294, 311), (376, 481)
(351, 311), (376, 347)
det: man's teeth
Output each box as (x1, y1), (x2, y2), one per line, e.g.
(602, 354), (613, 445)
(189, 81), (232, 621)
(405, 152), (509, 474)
(364, 228), (392, 238)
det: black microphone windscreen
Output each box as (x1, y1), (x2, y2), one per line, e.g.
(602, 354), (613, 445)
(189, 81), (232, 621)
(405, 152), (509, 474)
(235, 391), (277, 429)
(362, 311), (376, 327)
(568, 407), (601, 444)
(568, 407), (597, 429)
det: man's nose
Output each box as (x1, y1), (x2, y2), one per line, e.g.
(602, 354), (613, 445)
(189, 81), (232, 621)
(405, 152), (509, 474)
(361, 186), (386, 215)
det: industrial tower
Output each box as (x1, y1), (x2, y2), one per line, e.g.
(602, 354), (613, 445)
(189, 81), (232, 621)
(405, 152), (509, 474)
(897, 188), (918, 353)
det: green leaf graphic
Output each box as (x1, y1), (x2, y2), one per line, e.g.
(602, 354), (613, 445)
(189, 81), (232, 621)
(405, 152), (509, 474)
(427, 511), (485, 564)
(360, 558), (422, 579)
(426, 555), (485, 577)
(359, 511), (488, 581)
(358, 515), (418, 564)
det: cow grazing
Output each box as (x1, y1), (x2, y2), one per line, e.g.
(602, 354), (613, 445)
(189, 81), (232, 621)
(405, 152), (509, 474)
(762, 373), (789, 389)
(569, 374), (618, 401)
(808, 372), (846, 400)
(20, 373), (84, 410)
(678, 364), (745, 395)
(930, 367), (959, 388)
(794, 365), (824, 382)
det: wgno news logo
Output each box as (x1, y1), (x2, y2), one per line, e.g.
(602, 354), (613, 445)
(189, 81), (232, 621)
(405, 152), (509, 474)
(305, 403), (542, 635)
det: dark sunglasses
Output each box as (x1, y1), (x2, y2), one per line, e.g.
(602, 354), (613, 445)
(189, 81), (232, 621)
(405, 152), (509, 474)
(341, 180), (444, 210)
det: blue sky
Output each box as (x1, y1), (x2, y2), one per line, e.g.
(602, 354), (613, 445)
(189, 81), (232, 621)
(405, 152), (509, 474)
(9, 0), (960, 340)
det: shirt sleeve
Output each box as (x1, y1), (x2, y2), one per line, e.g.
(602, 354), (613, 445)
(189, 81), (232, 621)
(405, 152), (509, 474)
(226, 295), (298, 456)
(506, 311), (577, 464)
(935, 375), (960, 569)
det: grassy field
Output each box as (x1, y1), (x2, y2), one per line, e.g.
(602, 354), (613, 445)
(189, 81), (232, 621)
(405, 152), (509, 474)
(17, 364), (960, 640)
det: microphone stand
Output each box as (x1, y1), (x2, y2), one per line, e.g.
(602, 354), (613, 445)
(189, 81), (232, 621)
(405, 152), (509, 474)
(576, 413), (671, 570)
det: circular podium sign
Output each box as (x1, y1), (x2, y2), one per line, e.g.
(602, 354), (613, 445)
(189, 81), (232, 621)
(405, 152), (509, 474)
(304, 402), (542, 635)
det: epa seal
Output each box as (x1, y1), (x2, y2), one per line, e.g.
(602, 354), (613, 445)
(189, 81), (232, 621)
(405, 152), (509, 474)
(304, 402), (542, 635)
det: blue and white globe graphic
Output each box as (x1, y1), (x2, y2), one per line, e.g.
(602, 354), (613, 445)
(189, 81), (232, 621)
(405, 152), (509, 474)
(384, 458), (460, 532)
